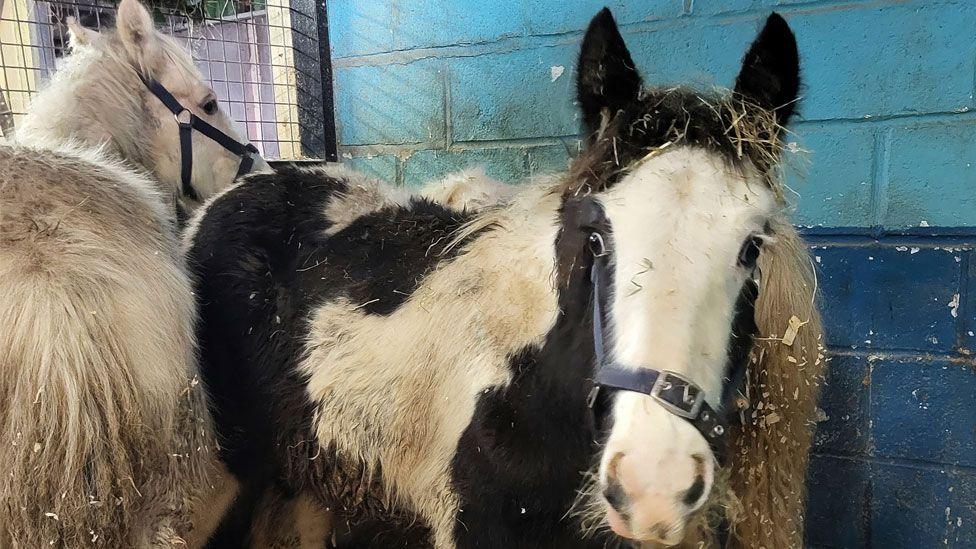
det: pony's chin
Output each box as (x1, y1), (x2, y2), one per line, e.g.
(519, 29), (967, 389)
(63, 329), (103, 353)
(606, 507), (686, 546)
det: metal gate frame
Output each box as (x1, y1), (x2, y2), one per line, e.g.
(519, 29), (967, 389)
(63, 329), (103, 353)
(0, 0), (337, 161)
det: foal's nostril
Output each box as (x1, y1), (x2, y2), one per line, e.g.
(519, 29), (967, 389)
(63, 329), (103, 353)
(682, 453), (708, 506)
(651, 522), (671, 542)
(681, 474), (706, 506)
(603, 477), (628, 515)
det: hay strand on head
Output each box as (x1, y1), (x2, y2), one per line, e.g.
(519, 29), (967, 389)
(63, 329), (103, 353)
(561, 86), (790, 201)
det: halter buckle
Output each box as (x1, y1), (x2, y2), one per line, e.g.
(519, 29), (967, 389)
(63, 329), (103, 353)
(650, 371), (705, 419)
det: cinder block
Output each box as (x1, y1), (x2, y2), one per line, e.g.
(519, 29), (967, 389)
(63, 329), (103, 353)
(691, 0), (765, 16)
(787, 3), (976, 120)
(449, 46), (580, 141)
(872, 358), (976, 467)
(624, 3), (976, 121)
(886, 120), (976, 228)
(815, 246), (962, 352)
(526, 0), (683, 35)
(788, 123), (876, 227)
(805, 455), (870, 548)
(626, 20), (758, 91)
(394, 0), (525, 50)
(401, 148), (527, 187)
(327, 0), (395, 58)
(527, 144), (574, 176)
(334, 61), (445, 146)
(963, 254), (976, 353)
(341, 154), (398, 183)
(947, 469), (976, 546)
(812, 354), (871, 456)
(871, 463), (955, 548)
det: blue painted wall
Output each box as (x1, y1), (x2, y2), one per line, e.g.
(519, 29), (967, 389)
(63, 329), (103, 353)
(326, 1), (976, 546)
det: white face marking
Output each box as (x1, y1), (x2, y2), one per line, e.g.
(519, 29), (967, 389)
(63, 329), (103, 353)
(594, 146), (776, 544)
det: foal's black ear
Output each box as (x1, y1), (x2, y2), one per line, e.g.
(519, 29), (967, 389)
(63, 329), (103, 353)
(577, 8), (643, 137)
(734, 13), (801, 126)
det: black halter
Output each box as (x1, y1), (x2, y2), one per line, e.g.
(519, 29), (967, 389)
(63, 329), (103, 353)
(140, 76), (259, 201)
(585, 231), (758, 451)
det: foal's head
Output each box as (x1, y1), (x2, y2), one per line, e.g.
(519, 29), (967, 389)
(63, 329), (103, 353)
(17, 0), (266, 206)
(566, 9), (800, 545)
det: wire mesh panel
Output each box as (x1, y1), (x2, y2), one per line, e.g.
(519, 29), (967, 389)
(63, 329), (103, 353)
(0, 0), (335, 160)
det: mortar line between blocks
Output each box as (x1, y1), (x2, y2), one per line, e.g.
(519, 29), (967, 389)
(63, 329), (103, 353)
(870, 128), (892, 227)
(825, 346), (976, 365)
(866, 341), (875, 457)
(972, 41), (976, 111)
(332, 0), (912, 67)
(957, 253), (971, 350)
(442, 60), (453, 150)
(811, 451), (976, 475)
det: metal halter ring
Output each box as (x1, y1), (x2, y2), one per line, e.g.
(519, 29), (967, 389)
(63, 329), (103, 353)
(174, 108), (192, 126)
(588, 231), (607, 257)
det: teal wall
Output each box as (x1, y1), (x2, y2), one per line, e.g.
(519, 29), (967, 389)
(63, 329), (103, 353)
(327, 0), (976, 229)
(327, 1), (976, 547)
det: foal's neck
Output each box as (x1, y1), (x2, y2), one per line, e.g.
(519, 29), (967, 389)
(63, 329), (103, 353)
(17, 48), (154, 171)
(14, 48), (179, 216)
(449, 184), (602, 545)
(466, 181), (599, 436)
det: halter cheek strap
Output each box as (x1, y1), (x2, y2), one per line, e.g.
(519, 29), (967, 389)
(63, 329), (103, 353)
(586, 232), (756, 450)
(141, 76), (259, 201)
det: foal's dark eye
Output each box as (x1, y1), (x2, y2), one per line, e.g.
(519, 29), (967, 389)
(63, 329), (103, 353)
(738, 235), (764, 268)
(201, 99), (218, 115)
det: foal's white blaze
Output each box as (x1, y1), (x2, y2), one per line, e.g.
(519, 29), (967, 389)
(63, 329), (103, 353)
(597, 147), (776, 544)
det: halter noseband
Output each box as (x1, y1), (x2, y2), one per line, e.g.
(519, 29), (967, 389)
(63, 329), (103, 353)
(585, 231), (757, 450)
(141, 76), (259, 201)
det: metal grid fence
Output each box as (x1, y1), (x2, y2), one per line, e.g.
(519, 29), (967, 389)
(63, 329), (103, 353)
(0, 0), (336, 160)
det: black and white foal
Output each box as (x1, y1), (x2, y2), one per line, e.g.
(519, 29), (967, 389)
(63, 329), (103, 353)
(187, 9), (805, 548)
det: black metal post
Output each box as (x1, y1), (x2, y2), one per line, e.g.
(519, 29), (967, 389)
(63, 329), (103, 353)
(290, 0), (328, 158)
(315, 0), (338, 161)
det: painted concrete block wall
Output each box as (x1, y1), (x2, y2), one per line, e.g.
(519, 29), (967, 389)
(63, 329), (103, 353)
(326, 1), (976, 546)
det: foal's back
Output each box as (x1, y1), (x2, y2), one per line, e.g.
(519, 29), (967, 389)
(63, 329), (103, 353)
(0, 144), (210, 547)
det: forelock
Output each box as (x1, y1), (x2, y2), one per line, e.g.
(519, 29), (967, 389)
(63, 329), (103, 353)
(561, 86), (787, 201)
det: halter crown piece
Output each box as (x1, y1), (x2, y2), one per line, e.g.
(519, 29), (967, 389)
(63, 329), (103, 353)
(140, 76), (259, 201)
(586, 231), (757, 451)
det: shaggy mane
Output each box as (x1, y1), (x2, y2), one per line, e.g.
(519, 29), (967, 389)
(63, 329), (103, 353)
(678, 218), (824, 549)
